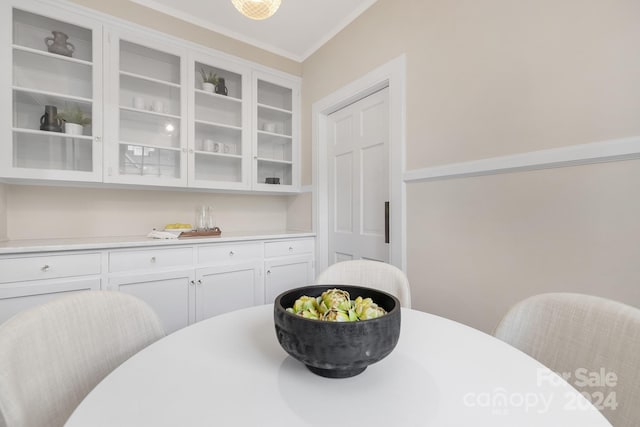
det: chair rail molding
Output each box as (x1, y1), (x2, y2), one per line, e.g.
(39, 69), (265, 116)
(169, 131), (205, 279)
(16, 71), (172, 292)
(403, 136), (640, 183)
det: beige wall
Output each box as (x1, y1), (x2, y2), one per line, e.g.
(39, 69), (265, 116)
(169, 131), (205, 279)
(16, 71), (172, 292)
(302, 0), (640, 331)
(6, 185), (289, 240)
(2, 0), (308, 241)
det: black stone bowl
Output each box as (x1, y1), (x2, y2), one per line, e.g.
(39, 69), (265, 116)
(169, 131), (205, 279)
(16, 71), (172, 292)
(274, 285), (401, 378)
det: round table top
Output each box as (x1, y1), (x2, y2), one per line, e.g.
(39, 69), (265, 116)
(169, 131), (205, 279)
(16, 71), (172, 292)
(66, 305), (611, 426)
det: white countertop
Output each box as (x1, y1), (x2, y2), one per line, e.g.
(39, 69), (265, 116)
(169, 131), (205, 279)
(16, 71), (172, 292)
(0, 230), (315, 255)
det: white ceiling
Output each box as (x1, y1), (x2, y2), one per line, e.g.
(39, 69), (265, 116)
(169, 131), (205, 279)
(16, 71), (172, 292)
(130, 0), (379, 62)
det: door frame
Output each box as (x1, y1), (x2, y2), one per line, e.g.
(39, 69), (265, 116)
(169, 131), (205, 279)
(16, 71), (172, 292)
(312, 55), (407, 274)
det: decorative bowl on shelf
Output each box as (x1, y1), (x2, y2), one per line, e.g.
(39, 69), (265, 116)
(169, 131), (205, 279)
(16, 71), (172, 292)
(273, 285), (401, 379)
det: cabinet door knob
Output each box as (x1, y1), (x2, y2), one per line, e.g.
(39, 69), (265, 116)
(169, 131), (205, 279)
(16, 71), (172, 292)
(41, 264), (50, 272)
(190, 280), (195, 286)
(288, 246), (293, 252)
(266, 270), (271, 275)
(150, 256), (157, 263)
(197, 280), (202, 285)
(229, 251), (235, 256)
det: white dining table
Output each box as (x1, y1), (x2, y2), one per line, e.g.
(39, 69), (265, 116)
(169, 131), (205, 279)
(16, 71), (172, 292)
(65, 305), (612, 426)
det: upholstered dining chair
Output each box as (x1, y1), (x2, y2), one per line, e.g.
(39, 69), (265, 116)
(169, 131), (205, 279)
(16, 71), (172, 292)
(0, 291), (165, 427)
(315, 260), (412, 308)
(494, 293), (640, 427)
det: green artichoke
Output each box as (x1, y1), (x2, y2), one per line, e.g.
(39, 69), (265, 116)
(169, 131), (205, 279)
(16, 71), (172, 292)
(287, 289), (387, 322)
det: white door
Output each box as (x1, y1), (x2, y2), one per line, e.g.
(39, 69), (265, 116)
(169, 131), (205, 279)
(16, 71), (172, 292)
(327, 87), (389, 263)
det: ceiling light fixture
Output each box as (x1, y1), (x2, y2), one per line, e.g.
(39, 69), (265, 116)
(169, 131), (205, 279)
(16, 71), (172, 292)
(231, 0), (281, 20)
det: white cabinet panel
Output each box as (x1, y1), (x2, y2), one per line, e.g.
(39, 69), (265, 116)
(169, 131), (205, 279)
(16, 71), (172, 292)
(264, 255), (314, 303)
(198, 242), (262, 265)
(196, 262), (262, 321)
(109, 247), (193, 273)
(0, 278), (100, 324)
(264, 238), (313, 258)
(110, 270), (194, 334)
(0, 252), (101, 283)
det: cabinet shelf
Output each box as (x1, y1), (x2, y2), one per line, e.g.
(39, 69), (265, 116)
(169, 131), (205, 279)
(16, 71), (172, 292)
(12, 44), (93, 67)
(119, 106), (180, 120)
(119, 140), (181, 152)
(119, 70), (181, 89)
(195, 88), (241, 103)
(195, 150), (242, 159)
(257, 157), (292, 165)
(194, 119), (242, 132)
(13, 127), (93, 141)
(257, 102), (291, 115)
(13, 86), (93, 105)
(257, 130), (292, 141)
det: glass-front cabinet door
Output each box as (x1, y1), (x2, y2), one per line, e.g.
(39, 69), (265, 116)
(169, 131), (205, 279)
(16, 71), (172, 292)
(104, 30), (187, 186)
(1, 1), (103, 181)
(252, 71), (300, 192)
(188, 54), (250, 190)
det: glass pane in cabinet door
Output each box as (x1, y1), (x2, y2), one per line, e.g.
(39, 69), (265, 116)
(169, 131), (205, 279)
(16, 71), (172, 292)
(257, 161), (292, 186)
(13, 132), (93, 171)
(13, 91), (93, 135)
(13, 9), (93, 61)
(195, 154), (242, 182)
(13, 50), (93, 99)
(195, 63), (242, 100)
(257, 80), (292, 111)
(120, 41), (180, 84)
(194, 92), (241, 127)
(257, 133), (291, 161)
(119, 144), (180, 178)
(119, 110), (180, 149)
(195, 123), (241, 155)
(257, 106), (292, 137)
(120, 74), (180, 116)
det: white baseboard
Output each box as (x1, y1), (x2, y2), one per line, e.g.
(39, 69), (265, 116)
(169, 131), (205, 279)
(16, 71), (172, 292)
(403, 136), (640, 183)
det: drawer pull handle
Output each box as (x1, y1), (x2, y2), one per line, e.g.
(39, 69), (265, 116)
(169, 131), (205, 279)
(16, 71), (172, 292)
(41, 265), (50, 272)
(229, 251), (235, 256)
(151, 257), (156, 263)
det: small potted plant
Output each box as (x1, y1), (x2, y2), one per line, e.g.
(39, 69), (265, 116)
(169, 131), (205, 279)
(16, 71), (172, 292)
(58, 107), (91, 135)
(200, 68), (218, 93)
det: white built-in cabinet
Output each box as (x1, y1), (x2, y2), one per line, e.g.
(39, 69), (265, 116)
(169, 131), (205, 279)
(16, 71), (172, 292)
(104, 30), (188, 186)
(0, 251), (102, 324)
(264, 239), (314, 302)
(1, 1), (103, 181)
(1, 0), (300, 192)
(0, 236), (315, 332)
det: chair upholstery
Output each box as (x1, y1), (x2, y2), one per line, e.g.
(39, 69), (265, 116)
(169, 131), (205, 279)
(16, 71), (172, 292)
(0, 291), (165, 427)
(315, 260), (412, 308)
(494, 293), (640, 427)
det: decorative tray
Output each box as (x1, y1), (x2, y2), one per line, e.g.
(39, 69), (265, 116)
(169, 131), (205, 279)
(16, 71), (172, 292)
(178, 227), (222, 238)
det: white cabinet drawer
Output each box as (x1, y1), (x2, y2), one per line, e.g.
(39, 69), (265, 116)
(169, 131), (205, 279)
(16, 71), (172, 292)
(0, 253), (101, 284)
(198, 243), (262, 265)
(264, 239), (314, 258)
(109, 247), (193, 273)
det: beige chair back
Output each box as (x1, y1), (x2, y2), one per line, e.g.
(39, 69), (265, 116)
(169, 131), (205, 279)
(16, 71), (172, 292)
(494, 293), (640, 427)
(316, 260), (412, 308)
(0, 291), (165, 427)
